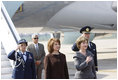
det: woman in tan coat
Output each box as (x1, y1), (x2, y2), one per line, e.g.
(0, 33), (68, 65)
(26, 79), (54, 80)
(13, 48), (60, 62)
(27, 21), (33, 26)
(44, 38), (69, 79)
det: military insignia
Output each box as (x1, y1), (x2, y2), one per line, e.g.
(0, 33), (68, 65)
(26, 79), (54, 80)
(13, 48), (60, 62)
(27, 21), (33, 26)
(86, 28), (89, 32)
(16, 54), (21, 62)
(93, 49), (96, 51)
(29, 54), (32, 59)
(18, 57), (21, 61)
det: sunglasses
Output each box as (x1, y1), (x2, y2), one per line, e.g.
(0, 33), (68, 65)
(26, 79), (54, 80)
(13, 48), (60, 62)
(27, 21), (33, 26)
(85, 33), (90, 34)
(34, 38), (38, 39)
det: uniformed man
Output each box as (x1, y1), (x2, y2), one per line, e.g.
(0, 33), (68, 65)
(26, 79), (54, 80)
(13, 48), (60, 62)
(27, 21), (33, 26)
(72, 26), (98, 71)
(8, 39), (36, 79)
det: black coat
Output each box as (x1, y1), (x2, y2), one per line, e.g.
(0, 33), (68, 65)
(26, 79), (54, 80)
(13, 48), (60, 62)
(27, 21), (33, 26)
(8, 50), (36, 79)
(72, 42), (98, 71)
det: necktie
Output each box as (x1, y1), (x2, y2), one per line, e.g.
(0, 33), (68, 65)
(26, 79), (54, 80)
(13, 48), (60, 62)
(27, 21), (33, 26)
(23, 53), (26, 61)
(35, 44), (39, 54)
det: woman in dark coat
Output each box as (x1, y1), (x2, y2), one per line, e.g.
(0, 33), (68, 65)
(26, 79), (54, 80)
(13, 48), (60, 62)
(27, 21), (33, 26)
(44, 38), (69, 79)
(73, 36), (96, 79)
(8, 39), (36, 79)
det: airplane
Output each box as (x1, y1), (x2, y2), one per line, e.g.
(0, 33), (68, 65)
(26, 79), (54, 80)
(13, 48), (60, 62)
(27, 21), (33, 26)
(3, 1), (117, 33)
(1, 1), (117, 56)
(9, 1), (118, 43)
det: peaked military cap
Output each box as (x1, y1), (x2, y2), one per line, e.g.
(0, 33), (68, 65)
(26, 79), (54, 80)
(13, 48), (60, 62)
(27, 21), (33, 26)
(80, 26), (92, 33)
(18, 39), (27, 46)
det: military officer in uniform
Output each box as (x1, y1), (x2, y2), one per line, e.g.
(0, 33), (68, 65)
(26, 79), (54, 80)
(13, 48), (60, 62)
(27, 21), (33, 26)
(72, 26), (98, 71)
(8, 39), (36, 79)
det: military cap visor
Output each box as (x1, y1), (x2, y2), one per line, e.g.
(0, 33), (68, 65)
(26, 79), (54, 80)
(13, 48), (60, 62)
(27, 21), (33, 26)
(82, 31), (91, 34)
(80, 26), (92, 33)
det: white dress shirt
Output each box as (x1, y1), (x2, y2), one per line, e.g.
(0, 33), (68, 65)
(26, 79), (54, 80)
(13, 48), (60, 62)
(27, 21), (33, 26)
(21, 51), (27, 61)
(34, 43), (39, 54)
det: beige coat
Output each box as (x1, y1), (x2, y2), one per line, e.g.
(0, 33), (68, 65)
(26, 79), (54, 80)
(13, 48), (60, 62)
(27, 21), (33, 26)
(27, 43), (45, 69)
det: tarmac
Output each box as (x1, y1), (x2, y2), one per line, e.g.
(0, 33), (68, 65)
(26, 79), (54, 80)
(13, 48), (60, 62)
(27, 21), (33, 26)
(39, 34), (117, 79)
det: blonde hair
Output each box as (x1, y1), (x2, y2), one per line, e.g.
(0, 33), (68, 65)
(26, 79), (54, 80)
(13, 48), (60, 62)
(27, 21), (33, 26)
(76, 36), (88, 49)
(47, 38), (60, 53)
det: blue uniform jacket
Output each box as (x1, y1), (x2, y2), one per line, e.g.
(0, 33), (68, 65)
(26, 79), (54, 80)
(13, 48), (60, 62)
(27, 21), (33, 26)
(8, 50), (36, 79)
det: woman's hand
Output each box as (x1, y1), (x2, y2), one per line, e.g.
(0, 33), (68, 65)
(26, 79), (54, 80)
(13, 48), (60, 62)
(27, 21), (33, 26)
(86, 56), (92, 63)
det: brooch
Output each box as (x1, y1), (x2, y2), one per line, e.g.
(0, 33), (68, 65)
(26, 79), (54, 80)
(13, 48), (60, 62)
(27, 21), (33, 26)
(29, 54), (32, 59)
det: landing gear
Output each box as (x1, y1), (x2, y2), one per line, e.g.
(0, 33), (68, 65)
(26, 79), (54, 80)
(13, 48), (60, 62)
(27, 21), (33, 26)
(52, 32), (60, 39)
